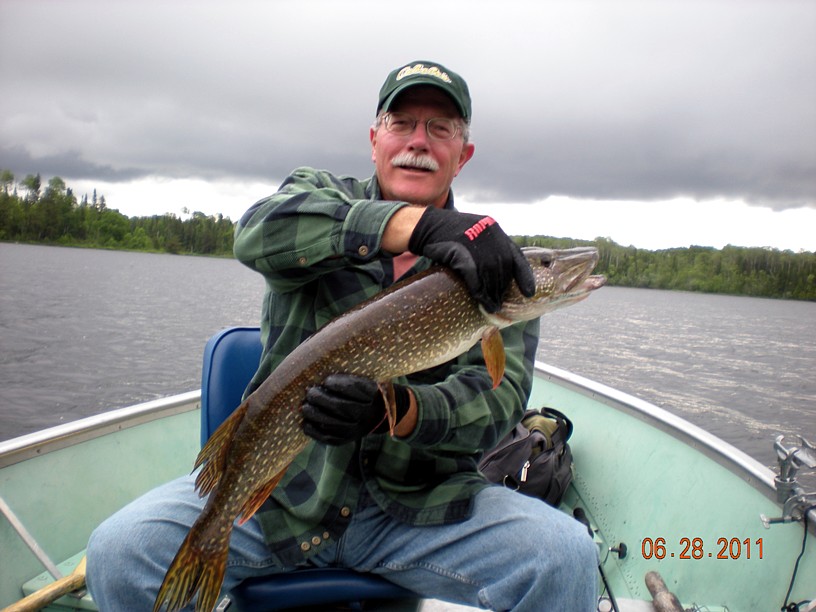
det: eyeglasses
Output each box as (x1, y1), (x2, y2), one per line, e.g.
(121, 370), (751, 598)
(380, 112), (465, 141)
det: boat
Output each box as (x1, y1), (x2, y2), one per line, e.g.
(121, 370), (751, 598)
(1, 326), (814, 612)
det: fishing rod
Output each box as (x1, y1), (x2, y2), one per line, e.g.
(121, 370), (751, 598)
(573, 507), (620, 612)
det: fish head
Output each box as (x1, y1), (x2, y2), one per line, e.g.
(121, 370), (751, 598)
(489, 246), (606, 324)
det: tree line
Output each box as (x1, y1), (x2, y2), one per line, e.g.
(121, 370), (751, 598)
(517, 236), (816, 301)
(0, 171), (234, 256)
(2, 171), (814, 300)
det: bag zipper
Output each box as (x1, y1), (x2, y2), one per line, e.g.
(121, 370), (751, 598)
(520, 460), (531, 483)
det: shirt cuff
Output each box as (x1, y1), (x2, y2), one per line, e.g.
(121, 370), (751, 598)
(395, 383), (451, 447)
(342, 199), (408, 261)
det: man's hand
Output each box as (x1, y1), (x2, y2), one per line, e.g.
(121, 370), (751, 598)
(408, 207), (536, 313)
(302, 374), (410, 445)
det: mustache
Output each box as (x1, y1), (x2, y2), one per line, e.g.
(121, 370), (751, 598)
(390, 152), (439, 172)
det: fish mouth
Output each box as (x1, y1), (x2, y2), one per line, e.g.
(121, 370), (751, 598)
(543, 247), (601, 295)
(489, 247), (606, 323)
(582, 274), (607, 291)
(525, 246), (604, 297)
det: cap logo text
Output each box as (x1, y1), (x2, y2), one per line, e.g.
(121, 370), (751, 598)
(396, 64), (452, 84)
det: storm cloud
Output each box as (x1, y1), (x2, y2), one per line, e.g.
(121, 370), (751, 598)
(1, 0), (814, 211)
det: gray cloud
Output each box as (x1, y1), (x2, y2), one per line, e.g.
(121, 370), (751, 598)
(1, 0), (813, 211)
(0, 145), (145, 183)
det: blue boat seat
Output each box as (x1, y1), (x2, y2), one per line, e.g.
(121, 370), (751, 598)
(200, 326), (416, 611)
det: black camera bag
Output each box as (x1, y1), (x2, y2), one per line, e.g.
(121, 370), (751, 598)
(478, 407), (573, 506)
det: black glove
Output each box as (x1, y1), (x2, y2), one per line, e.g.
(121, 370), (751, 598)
(407, 207), (536, 313)
(302, 374), (410, 445)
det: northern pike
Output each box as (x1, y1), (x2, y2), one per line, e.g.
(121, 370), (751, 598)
(154, 246), (606, 612)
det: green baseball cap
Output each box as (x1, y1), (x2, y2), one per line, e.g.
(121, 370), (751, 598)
(377, 61), (472, 122)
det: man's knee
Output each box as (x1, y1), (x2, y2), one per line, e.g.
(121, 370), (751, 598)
(540, 509), (597, 575)
(86, 514), (131, 597)
(87, 511), (129, 568)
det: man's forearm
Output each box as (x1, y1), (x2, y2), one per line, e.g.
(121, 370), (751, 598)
(381, 205), (426, 253)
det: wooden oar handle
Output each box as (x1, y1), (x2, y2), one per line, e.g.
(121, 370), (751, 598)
(2, 558), (86, 612)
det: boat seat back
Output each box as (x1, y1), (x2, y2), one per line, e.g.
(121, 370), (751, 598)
(200, 326), (264, 447)
(200, 326), (415, 611)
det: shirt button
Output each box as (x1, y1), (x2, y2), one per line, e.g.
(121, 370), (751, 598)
(340, 506), (351, 517)
(323, 531), (330, 540)
(300, 541), (311, 552)
(297, 256), (308, 266)
(357, 245), (369, 257)
(311, 536), (321, 546)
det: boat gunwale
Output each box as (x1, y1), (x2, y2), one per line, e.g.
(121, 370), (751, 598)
(535, 361), (816, 532)
(2, 366), (813, 530)
(0, 369), (796, 491)
(0, 391), (201, 469)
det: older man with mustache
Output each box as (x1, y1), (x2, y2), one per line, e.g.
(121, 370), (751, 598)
(86, 61), (597, 612)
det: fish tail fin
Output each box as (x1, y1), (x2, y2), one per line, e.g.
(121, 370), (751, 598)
(153, 527), (230, 612)
(195, 401), (248, 495)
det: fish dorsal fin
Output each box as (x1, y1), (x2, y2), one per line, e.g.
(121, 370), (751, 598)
(194, 401), (248, 496)
(237, 468), (287, 525)
(481, 326), (505, 389)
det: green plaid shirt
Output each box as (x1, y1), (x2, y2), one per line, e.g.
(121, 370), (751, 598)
(233, 167), (540, 565)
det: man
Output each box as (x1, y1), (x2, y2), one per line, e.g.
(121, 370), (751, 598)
(86, 61), (597, 611)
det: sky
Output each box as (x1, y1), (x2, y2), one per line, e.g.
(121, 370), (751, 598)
(1, 0), (814, 252)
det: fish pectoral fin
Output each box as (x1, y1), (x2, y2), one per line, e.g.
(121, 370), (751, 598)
(481, 327), (505, 389)
(237, 468), (287, 526)
(195, 401), (248, 496)
(377, 381), (398, 435)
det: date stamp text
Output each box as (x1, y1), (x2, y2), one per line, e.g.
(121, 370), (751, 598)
(640, 537), (764, 560)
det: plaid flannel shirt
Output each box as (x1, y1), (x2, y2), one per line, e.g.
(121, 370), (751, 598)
(233, 167), (540, 565)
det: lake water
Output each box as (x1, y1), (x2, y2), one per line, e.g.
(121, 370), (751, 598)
(1, 243), (814, 488)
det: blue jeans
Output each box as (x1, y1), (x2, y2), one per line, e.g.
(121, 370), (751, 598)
(86, 474), (597, 611)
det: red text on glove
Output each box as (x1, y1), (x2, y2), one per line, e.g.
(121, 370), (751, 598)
(464, 217), (496, 241)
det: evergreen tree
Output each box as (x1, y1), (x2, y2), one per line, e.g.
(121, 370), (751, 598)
(1, 169), (813, 300)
